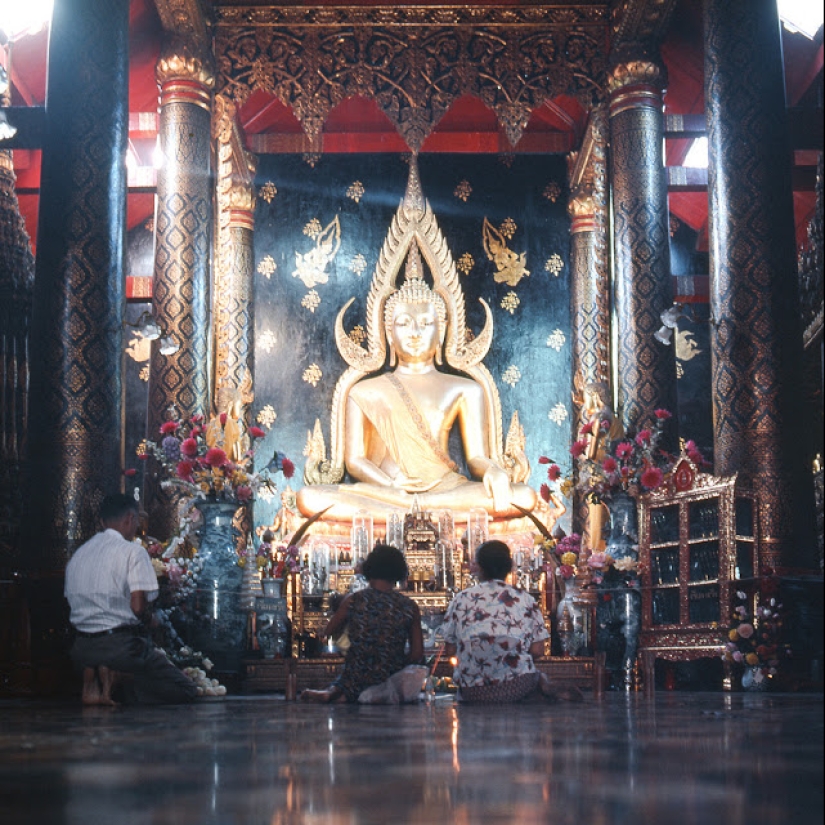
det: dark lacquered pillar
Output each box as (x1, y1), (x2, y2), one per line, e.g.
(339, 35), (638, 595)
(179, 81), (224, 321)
(608, 58), (678, 444)
(0, 150), (35, 572)
(146, 37), (214, 539)
(704, 0), (814, 570)
(24, 0), (129, 565)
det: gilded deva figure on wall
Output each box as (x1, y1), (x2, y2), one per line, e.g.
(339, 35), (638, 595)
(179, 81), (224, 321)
(577, 379), (624, 551)
(297, 155), (551, 532)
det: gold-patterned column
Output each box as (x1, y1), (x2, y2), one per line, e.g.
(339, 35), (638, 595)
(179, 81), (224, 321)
(213, 94), (256, 420)
(23, 0), (129, 564)
(608, 57), (678, 445)
(569, 107), (610, 399)
(568, 107), (610, 547)
(147, 37), (215, 538)
(704, 0), (815, 570)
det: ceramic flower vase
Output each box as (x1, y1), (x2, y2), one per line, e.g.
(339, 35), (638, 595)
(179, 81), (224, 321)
(556, 577), (586, 656)
(605, 489), (638, 559)
(190, 499), (247, 672)
(261, 578), (283, 597)
(596, 490), (642, 690)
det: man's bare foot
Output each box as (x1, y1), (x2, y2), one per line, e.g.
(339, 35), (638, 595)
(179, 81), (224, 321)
(81, 667), (102, 706)
(97, 666), (120, 707)
(81, 666), (119, 706)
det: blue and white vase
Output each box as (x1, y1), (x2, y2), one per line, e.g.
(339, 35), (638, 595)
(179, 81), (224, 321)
(190, 499), (247, 672)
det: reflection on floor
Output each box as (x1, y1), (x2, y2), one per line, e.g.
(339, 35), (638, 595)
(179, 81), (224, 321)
(0, 691), (822, 825)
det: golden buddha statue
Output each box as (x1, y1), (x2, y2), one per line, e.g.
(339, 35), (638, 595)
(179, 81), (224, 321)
(296, 156), (538, 529)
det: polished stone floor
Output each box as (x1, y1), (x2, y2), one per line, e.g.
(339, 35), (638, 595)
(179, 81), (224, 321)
(0, 691), (822, 825)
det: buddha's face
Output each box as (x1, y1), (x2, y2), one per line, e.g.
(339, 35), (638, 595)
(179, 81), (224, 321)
(390, 300), (440, 364)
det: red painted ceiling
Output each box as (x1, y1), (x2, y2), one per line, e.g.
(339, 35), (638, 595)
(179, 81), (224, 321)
(5, 0), (822, 257)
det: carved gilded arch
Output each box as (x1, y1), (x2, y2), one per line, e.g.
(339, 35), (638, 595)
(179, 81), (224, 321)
(213, 4), (609, 151)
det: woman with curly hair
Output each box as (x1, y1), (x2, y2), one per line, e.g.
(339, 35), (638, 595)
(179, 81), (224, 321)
(301, 544), (424, 703)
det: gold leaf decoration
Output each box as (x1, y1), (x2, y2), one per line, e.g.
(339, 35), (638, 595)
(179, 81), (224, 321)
(498, 153), (515, 168)
(546, 329), (566, 351)
(457, 252), (474, 275)
(675, 329), (702, 362)
(483, 218), (529, 287)
(548, 403), (568, 425)
(544, 254), (564, 277)
(499, 218), (517, 239)
(454, 179), (472, 202)
(257, 255), (277, 278)
(303, 363), (322, 387)
(349, 253), (367, 276)
(349, 324), (366, 345)
(502, 365), (521, 387)
(259, 329), (277, 353)
(542, 181), (561, 202)
(294, 216), (341, 289)
(257, 405), (277, 429)
(301, 290), (321, 313)
(136, 439), (150, 458)
(303, 153), (321, 168)
(303, 218), (322, 239)
(125, 335), (151, 364)
(259, 181), (278, 203)
(346, 180), (365, 203)
(501, 291), (520, 314)
(139, 365), (150, 382)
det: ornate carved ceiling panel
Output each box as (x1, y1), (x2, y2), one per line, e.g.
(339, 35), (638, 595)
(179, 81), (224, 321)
(213, 4), (609, 150)
(609, 0), (679, 64)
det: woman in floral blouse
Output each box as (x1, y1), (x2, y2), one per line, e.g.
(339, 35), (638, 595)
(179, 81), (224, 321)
(441, 540), (551, 703)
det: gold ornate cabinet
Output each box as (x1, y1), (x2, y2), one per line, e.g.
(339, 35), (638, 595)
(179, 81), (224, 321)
(638, 457), (759, 690)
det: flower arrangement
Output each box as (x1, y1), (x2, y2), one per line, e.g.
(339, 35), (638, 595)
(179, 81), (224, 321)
(723, 569), (786, 687)
(139, 410), (294, 504)
(569, 408), (678, 503)
(145, 532), (204, 606)
(256, 529), (302, 580)
(167, 646), (226, 698)
(586, 549), (642, 589)
(553, 532), (582, 581)
(538, 408), (695, 507)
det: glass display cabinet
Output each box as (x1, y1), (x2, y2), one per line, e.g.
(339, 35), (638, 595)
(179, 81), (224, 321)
(638, 456), (759, 691)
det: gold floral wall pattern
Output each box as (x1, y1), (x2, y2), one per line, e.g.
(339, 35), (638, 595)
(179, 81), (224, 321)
(214, 5), (608, 150)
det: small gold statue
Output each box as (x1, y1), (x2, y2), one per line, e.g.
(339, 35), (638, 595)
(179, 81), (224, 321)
(577, 380), (624, 551)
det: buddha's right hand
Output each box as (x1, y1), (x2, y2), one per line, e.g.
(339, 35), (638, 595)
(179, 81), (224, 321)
(393, 473), (440, 493)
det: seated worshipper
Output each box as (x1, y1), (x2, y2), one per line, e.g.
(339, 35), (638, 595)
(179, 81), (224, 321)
(64, 493), (198, 706)
(441, 540), (555, 704)
(301, 544), (424, 703)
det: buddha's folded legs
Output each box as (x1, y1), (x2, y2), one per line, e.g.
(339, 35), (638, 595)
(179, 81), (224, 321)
(297, 480), (537, 523)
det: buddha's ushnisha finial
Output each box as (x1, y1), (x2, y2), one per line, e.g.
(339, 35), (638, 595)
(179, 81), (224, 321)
(403, 152), (426, 218)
